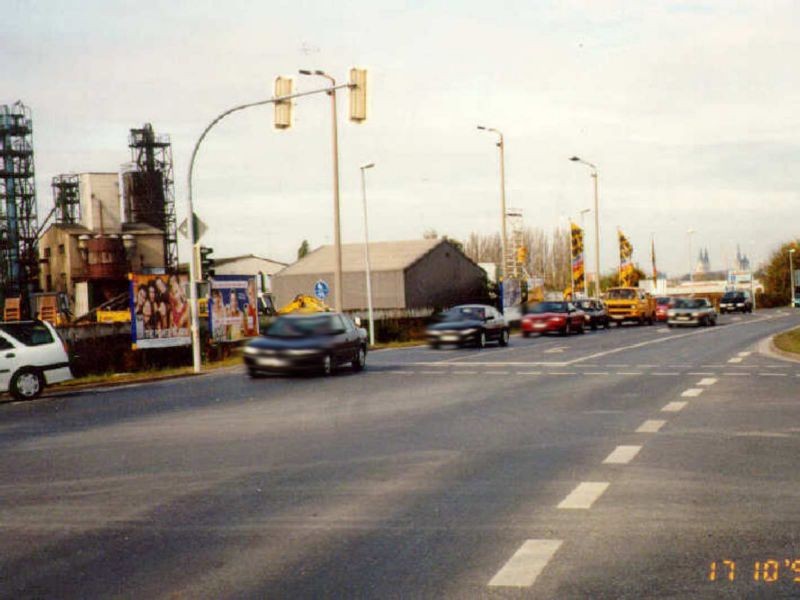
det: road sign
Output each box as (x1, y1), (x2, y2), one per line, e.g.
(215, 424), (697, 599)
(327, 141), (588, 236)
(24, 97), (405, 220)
(314, 280), (329, 300)
(178, 213), (208, 242)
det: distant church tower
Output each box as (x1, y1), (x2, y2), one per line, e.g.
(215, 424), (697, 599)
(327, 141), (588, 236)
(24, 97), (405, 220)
(735, 244), (750, 271)
(696, 247), (711, 274)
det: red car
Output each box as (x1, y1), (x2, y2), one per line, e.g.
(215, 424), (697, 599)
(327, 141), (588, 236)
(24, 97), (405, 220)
(522, 301), (587, 337)
(655, 296), (674, 322)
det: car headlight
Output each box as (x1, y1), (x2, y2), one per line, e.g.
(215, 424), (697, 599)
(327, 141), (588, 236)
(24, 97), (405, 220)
(736, 303), (744, 306)
(584, 315), (591, 321)
(691, 312), (700, 317)
(244, 346), (259, 355)
(462, 328), (478, 335)
(667, 310), (676, 317)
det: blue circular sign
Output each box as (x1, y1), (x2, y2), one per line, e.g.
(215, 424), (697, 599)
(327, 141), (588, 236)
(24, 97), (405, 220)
(314, 280), (329, 300)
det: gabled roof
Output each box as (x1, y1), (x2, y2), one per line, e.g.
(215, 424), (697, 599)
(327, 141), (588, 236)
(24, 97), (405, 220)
(277, 239), (448, 276)
(215, 254), (288, 267)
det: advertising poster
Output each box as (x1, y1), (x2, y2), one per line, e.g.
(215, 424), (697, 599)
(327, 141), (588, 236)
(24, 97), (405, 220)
(130, 273), (191, 349)
(209, 275), (259, 342)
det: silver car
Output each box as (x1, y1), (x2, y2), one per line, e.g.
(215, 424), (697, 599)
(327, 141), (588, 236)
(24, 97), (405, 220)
(667, 298), (717, 327)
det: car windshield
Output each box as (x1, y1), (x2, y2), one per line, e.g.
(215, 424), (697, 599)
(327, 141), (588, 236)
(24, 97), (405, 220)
(440, 307), (485, 321)
(722, 293), (743, 301)
(607, 289), (636, 299)
(0, 322), (54, 346)
(266, 315), (339, 337)
(529, 302), (567, 314)
(675, 299), (706, 309)
(575, 301), (594, 310)
(655, 297), (672, 305)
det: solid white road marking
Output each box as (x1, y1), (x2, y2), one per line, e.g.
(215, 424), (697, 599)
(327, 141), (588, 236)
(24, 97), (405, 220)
(488, 539), (563, 588)
(681, 388), (704, 397)
(557, 482), (610, 509)
(728, 357), (743, 363)
(602, 445), (642, 464)
(636, 419), (667, 433)
(698, 378), (718, 386)
(662, 401), (688, 412)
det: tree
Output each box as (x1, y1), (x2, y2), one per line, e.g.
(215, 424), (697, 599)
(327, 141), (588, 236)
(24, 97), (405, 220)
(600, 266), (647, 290)
(759, 240), (799, 307)
(297, 239), (310, 260)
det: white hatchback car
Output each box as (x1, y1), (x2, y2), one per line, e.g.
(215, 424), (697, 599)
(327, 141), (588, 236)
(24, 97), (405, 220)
(0, 320), (73, 400)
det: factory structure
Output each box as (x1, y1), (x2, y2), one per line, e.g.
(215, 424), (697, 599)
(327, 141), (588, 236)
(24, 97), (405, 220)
(1, 99), (179, 321)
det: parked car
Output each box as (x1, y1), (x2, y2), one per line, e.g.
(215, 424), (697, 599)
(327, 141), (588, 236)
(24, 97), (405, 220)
(521, 301), (587, 336)
(0, 320), (73, 400)
(654, 296), (674, 322)
(426, 304), (509, 348)
(243, 312), (367, 376)
(667, 298), (717, 327)
(719, 290), (753, 314)
(573, 299), (609, 330)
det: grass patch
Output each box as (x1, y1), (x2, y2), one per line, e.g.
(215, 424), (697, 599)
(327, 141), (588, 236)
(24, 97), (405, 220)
(773, 327), (800, 355)
(56, 353), (243, 390)
(371, 339), (426, 350)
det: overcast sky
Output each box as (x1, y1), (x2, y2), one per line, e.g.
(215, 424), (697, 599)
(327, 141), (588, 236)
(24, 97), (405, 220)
(5, 0), (799, 275)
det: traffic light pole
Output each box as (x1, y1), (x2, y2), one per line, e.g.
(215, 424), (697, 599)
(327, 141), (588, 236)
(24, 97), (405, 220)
(186, 83), (351, 373)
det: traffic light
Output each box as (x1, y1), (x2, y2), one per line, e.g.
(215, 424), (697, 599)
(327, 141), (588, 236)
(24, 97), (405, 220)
(349, 68), (367, 122)
(274, 76), (294, 129)
(199, 246), (215, 280)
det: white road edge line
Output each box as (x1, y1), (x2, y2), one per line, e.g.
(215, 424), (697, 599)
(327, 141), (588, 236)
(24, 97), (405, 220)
(557, 482), (610, 509)
(662, 401), (688, 412)
(488, 539), (563, 588)
(636, 419), (667, 433)
(602, 445), (642, 464)
(681, 388), (704, 397)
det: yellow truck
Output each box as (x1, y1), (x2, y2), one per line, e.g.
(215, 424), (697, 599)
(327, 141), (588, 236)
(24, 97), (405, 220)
(604, 287), (656, 326)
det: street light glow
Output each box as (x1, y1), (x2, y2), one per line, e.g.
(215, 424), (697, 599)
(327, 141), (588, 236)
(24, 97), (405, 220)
(361, 162), (375, 170)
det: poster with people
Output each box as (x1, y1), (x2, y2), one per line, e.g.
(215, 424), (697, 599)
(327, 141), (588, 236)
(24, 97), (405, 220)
(130, 273), (191, 349)
(209, 275), (259, 342)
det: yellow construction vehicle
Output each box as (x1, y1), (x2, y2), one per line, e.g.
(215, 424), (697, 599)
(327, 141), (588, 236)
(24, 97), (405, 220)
(276, 294), (330, 315)
(605, 287), (656, 326)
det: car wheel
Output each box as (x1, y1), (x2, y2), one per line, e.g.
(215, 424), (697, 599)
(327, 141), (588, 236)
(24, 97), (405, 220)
(615, 321), (621, 327)
(591, 323), (597, 331)
(522, 331), (531, 338)
(477, 331), (487, 349)
(667, 323), (674, 328)
(499, 329), (510, 347)
(247, 368), (264, 379)
(711, 317), (717, 326)
(352, 346), (367, 372)
(562, 322), (571, 337)
(322, 354), (335, 376)
(579, 323), (586, 334)
(429, 342), (440, 349)
(10, 368), (44, 401)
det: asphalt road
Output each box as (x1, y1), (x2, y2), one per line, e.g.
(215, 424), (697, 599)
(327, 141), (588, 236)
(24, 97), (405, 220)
(2, 309), (800, 598)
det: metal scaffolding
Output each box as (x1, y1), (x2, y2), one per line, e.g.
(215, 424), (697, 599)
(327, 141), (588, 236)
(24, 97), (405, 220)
(51, 174), (81, 224)
(0, 101), (40, 305)
(126, 123), (177, 271)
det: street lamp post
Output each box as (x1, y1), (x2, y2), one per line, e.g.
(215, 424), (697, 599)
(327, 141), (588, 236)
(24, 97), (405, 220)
(359, 162), (376, 345)
(687, 228), (696, 283)
(570, 158), (600, 297)
(299, 70), (344, 312)
(789, 248), (796, 307)
(478, 126), (508, 306)
(579, 208), (590, 298)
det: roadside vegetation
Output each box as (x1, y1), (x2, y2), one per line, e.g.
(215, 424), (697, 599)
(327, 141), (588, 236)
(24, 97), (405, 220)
(773, 327), (800, 355)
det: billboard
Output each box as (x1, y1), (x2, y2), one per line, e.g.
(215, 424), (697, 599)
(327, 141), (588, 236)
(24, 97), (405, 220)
(209, 275), (259, 342)
(130, 273), (191, 349)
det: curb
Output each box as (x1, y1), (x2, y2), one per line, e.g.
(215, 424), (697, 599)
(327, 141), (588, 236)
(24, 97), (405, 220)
(758, 329), (800, 364)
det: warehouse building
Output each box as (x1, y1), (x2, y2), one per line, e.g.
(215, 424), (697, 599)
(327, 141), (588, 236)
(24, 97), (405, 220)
(272, 239), (488, 312)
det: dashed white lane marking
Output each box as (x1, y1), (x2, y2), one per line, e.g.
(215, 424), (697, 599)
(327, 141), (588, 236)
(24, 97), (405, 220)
(551, 372), (576, 376)
(453, 371), (477, 375)
(518, 371), (542, 375)
(485, 371), (511, 375)
(488, 539), (563, 588)
(662, 401), (688, 412)
(602, 445), (642, 464)
(584, 372), (609, 376)
(420, 371), (447, 375)
(616, 371), (642, 375)
(636, 419), (667, 433)
(635, 364), (657, 368)
(760, 372), (787, 377)
(681, 388), (704, 397)
(544, 347), (567, 354)
(653, 372), (680, 376)
(728, 357), (743, 363)
(388, 370), (415, 375)
(698, 377), (718, 386)
(738, 351), (752, 357)
(607, 364), (629, 367)
(725, 372), (750, 377)
(557, 482), (610, 509)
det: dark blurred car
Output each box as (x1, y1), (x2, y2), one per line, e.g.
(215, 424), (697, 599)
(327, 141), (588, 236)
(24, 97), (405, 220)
(573, 299), (609, 330)
(655, 296), (674, 322)
(426, 304), (509, 348)
(243, 312), (367, 376)
(667, 298), (717, 327)
(719, 290), (753, 313)
(521, 301), (587, 336)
